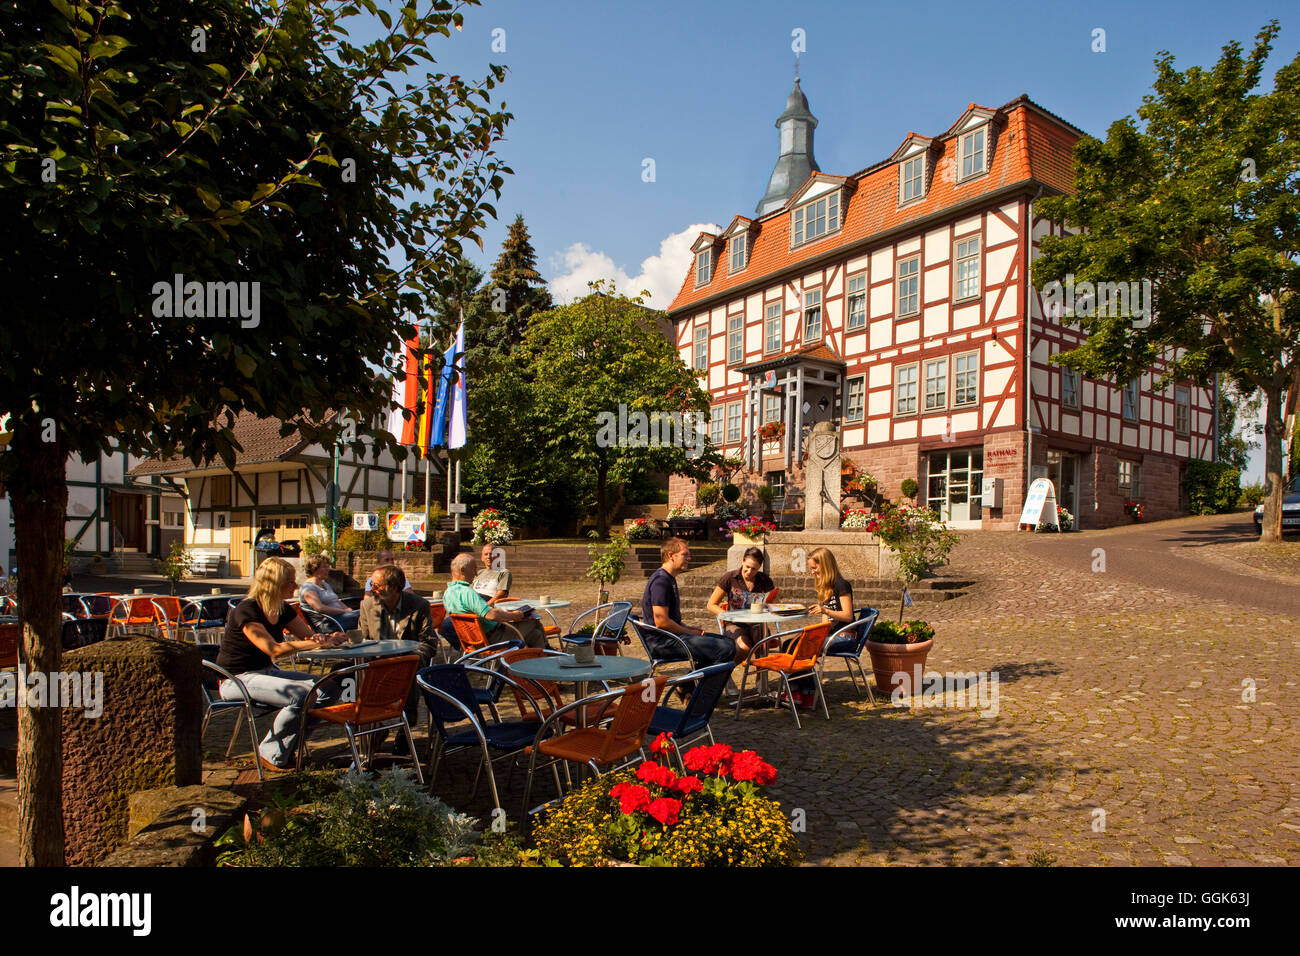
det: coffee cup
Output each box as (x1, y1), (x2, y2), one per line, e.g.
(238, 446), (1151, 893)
(210, 587), (222, 595)
(429, 590), (443, 603)
(573, 641), (596, 665)
(538, 594), (551, 606)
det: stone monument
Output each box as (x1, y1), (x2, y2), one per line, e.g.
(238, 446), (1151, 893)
(803, 421), (841, 531)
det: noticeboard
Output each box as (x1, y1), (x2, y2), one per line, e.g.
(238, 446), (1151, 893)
(386, 511), (427, 543)
(352, 512), (379, 532)
(1018, 478), (1059, 531)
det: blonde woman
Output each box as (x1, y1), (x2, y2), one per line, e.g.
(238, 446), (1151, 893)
(300, 553), (360, 630)
(216, 557), (347, 773)
(789, 547), (855, 708)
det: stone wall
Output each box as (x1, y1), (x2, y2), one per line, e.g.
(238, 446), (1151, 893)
(982, 431), (1027, 529)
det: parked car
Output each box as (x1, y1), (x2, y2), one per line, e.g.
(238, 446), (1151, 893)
(1254, 475), (1300, 533)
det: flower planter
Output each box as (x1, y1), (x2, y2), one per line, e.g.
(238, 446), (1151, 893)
(731, 532), (764, 548)
(865, 638), (934, 698)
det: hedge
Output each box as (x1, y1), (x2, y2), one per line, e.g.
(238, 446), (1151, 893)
(1182, 461), (1241, 515)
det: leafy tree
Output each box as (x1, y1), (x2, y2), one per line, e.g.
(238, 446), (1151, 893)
(523, 282), (718, 537)
(1033, 22), (1298, 540)
(0, 0), (509, 865)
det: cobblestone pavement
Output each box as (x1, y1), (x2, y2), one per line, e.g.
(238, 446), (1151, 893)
(206, 514), (1300, 866)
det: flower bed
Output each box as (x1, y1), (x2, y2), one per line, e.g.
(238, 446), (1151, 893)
(724, 516), (776, 540)
(532, 735), (802, 866)
(841, 508), (872, 530)
(472, 508), (513, 545)
(624, 517), (658, 541)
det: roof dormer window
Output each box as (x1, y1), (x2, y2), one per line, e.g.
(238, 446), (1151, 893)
(792, 191), (839, 247)
(958, 126), (987, 181)
(729, 233), (747, 274)
(900, 154), (926, 204)
(695, 248), (714, 287)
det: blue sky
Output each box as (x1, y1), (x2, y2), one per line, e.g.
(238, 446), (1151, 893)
(365, 0), (1294, 479)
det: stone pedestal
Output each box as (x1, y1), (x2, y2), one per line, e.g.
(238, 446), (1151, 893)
(61, 636), (203, 866)
(766, 531), (899, 580)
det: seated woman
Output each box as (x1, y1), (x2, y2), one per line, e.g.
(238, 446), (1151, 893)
(706, 546), (776, 664)
(216, 557), (348, 773)
(299, 553), (360, 631)
(789, 547), (855, 708)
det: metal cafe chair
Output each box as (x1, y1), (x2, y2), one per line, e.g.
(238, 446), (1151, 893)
(558, 601), (633, 656)
(734, 620), (833, 729)
(823, 609), (880, 703)
(196, 644), (277, 783)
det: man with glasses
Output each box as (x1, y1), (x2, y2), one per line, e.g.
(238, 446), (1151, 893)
(360, 564), (436, 742)
(640, 537), (735, 667)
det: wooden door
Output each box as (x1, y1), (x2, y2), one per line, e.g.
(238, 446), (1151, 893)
(229, 510), (254, 578)
(109, 492), (146, 550)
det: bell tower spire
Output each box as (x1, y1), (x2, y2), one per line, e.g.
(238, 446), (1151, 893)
(756, 78), (819, 216)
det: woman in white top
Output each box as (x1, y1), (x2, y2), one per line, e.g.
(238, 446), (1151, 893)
(299, 553), (360, 630)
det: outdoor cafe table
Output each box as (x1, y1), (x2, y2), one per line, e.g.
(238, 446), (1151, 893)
(505, 653), (651, 726)
(295, 639), (421, 666)
(719, 607), (813, 706)
(496, 598), (571, 633)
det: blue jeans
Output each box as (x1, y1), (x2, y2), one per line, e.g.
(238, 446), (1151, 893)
(221, 668), (340, 767)
(333, 609), (361, 631)
(648, 632), (735, 668)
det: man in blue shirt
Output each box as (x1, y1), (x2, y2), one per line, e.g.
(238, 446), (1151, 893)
(641, 537), (735, 667)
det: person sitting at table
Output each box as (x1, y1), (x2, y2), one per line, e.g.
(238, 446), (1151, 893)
(363, 550), (413, 594)
(471, 542), (512, 606)
(443, 552), (547, 649)
(641, 537), (735, 668)
(789, 546), (855, 709)
(706, 546), (776, 664)
(299, 553), (360, 630)
(359, 564), (436, 749)
(216, 557), (347, 773)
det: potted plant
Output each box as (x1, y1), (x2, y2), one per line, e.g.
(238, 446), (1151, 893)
(899, 477), (919, 502)
(1123, 500), (1145, 521)
(695, 482), (720, 513)
(756, 484), (776, 521)
(841, 508), (872, 530)
(624, 517), (657, 541)
(723, 516), (776, 546)
(471, 508), (514, 545)
(586, 531), (628, 605)
(153, 542), (193, 595)
(864, 619), (936, 697)
(758, 421), (785, 442)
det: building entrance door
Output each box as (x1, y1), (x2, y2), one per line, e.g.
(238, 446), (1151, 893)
(229, 510), (255, 578)
(1047, 451), (1079, 526)
(109, 492), (145, 550)
(926, 449), (984, 528)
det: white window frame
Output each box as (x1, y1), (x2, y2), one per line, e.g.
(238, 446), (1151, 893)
(764, 301), (782, 354)
(727, 313), (743, 366)
(729, 233), (747, 274)
(709, 407), (724, 445)
(1174, 385), (1190, 436)
(1121, 377), (1139, 423)
(762, 393), (782, 424)
(725, 401), (743, 444)
(765, 471), (785, 501)
(900, 154), (925, 204)
(896, 255), (920, 317)
(1061, 367), (1080, 410)
(692, 323), (708, 371)
(845, 375), (866, 423)
(953, 351), (979, 407)
(958, 126), (987, 181)
(954, 235), (980, 301)
(1118, 459), (1142, 498)
(803, 289), (822, 342)
(792, 191), (840, 247)
(846, 273), (867, 330)
(895, 363), (918, 416)
(695, 248), (713, 287)
(924, 357), (948, 412)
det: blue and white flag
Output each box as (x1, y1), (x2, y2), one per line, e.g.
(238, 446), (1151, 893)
(902, 587), (913, 608)
(448, 318), (467, 450)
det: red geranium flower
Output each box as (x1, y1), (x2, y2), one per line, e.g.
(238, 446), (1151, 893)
(682, 743), (734, 776)
(609, 782), (652, 815)
(646, 797), (682, 826)
(671, 775), (703, 795)
(636, 761), (678, 789)
(649, 732), (675, 755)
(729, 750), (777, 786)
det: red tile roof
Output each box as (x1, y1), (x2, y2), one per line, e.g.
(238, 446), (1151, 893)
(129, 410), (334, 475)
(668, 96), (1080, 315)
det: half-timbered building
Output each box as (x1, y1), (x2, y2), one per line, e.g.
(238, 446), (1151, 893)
(666, 82), (1215, 529)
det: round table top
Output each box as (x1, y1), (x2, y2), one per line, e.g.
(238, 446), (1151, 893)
(720, 608), (811, 625)
(506, 654), (650, 683)
(298, 639), (420, 661)
(497, 599), (572, 611)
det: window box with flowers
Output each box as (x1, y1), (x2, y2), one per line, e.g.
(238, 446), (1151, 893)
(758, 421), (785, 442)
(724, 516), (776, 544)
(531, 734), (802, 866)
(1123, 501), (1145, 521)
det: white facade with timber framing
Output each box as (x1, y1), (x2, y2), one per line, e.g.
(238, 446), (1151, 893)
(668, 87), (1215, 529)
(130, 411), (423, 577)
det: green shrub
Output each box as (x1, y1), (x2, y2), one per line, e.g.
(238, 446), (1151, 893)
(900, 478), (918, 500)
(696, 482), (721, 508)
(720, 483), (741, 503)
(1182, 461), (1241, 515)
(1241, 481), (1266, 508)
(334, 529), (367, 553)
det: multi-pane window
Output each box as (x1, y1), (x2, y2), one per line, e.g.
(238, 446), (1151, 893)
(762, 393), (782, 423)
(792, 192), (840, 246)
(845, 376), (865, 423)
(163, 511), (184, 528)
(954, 236), (980, 300)
(895, 363), (918, 415)
(847, 274), (867, 330)
(924, 358), (948, 411)
(954, 352), (978, 406)
(727, 314), (743, 366)
(896, 255), (920, 317)
(1121, 377), (1139, 422)
(803, 289), (822, 341)
(1118, 460), (1142, 498)
(764, 301), (782, 353)
(1174, 385), (1190, 436)
(725, 401), (742, 444)
(960, 127), (986, 180)
(695, 248), (713, 286)
(692, 323), (708, 371)
(729, 233), (747, 274)
(284, 516), (310, 530)
(900, 155), (925, 203)
(765, 471), (785, 501)
(709, 407), (723, 445)
(1061, 367), (1080, 410)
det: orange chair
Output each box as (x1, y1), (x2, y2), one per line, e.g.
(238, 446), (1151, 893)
(501, 647), (614, 727)
(151, 597), (185, 640)
(449, 613), (524, 662)
(0, 621), (20, 670)
(430, 602), (446, 631)
(108, 596), (161, 637)
(734, 620), (833, 729)
(298, 654), (424, 780)
(522, 676), (667, 818)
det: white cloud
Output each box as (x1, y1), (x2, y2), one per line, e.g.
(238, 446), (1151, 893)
(548, 222), (720, 310)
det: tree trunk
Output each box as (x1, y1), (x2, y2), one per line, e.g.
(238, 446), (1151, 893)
(8, 427), (68, 865)
(595, 463), (608, 539)
(1260, 382), (1286, 543)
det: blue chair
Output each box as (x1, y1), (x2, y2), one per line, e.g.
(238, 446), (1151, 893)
(628, 616), (699, 676)
(454, 638), (527, 721)
(180, 595), (233, 643)
(61, 616), (107, 650)
(196, 643), (279, 782)
(823, 608), (879, 703)
(559, 602), (633, 654)
(415, 664), (546, 816)
(646, 662), (735, 770)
